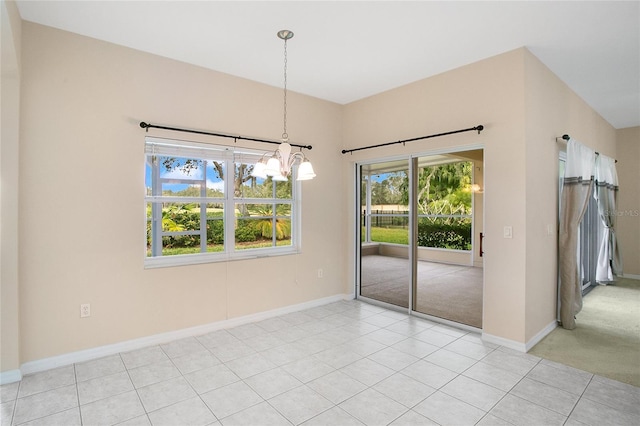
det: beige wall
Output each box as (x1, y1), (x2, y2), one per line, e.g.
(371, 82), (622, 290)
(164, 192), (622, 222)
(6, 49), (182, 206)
(17, 22), (345, 363)
(1, 0), (22, 375)
(616, 127), (640, 276)
(342, 48), (618, 344)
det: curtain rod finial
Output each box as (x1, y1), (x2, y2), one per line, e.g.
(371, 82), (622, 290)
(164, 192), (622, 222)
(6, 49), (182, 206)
(476, 125), (484, 133)
(563, 134), (570, 140)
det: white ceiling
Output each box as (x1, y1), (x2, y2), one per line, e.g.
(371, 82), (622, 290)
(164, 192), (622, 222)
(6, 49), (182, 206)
(16, 0), (640, 129)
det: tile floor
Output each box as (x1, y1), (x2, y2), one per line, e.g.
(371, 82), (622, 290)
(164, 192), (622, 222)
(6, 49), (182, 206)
(1, 300), (639, 426)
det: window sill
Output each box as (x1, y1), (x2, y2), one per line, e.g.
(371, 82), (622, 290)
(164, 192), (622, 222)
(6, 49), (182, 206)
(144, 247), (301, 269)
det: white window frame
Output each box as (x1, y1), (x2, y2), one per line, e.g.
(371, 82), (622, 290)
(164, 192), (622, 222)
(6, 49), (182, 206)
(144, 136), (302, 269)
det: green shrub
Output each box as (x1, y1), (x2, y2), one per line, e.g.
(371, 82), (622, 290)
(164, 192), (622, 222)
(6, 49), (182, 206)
(417, 221), (471, 250)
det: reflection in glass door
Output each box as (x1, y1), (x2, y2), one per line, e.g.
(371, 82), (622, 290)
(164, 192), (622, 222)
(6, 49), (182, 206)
(358, 161), (410, 308)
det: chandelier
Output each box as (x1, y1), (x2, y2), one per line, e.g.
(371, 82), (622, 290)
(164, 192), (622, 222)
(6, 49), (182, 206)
(252, 30), (316, 181)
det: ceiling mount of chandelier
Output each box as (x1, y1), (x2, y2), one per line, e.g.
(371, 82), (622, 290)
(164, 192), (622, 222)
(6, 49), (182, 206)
(252, 30), (316, 182)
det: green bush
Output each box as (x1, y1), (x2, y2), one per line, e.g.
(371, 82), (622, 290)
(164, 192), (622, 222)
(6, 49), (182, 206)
(235, 220), (260, 242)
(417, 221), (471, 250)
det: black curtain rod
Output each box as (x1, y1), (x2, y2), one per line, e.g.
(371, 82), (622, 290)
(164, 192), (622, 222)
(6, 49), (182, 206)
(139, 122), (312, 150)
(341, 125), (484, 154)
(556, 134), (617, 162)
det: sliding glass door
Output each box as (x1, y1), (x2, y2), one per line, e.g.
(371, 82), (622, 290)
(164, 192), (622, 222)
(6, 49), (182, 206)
(357, 148), (484, 328)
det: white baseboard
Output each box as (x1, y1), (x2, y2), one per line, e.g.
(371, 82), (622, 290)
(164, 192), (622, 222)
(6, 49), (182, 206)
(482, 320), (557, 353)
(19, 293), (351, 377)
(623, 273), (640, 280)
(482, 333), (527, 352)
(0, 369), (22, 385)
(525, 320), (557, 352)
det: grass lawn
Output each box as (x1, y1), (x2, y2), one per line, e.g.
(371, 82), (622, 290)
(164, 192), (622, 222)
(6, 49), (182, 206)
(370, 226), (408, 245)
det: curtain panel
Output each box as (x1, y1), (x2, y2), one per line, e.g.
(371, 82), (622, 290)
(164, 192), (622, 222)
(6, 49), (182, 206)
(559, 139), (595, 330)
(594, 155), (623, 282)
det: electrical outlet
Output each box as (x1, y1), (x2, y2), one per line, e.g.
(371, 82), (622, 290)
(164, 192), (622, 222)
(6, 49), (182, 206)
(317, 268), (323, 279)
(80, 303), (91, 318)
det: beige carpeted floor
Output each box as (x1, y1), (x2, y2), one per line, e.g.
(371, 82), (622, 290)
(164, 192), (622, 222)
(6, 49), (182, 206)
(360, 255), (483, 328)
(529, 278), (640, 386)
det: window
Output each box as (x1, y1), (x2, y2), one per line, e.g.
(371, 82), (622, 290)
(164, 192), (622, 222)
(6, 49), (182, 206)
(145, 137), (301, 268)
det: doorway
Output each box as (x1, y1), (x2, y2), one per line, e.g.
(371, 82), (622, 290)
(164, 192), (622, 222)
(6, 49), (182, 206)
(357, 148), (484, 328)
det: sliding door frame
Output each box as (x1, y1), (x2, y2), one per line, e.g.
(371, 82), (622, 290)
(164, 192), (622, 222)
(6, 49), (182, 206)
(355, 143), (485, 329)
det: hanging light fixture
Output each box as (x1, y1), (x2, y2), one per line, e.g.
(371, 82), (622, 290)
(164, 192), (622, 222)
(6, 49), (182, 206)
(252, 30), (316, 181)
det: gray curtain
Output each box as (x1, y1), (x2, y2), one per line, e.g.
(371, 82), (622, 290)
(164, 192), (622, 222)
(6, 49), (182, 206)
(559, 139), (595, 330)
(594, 155), (623, 282)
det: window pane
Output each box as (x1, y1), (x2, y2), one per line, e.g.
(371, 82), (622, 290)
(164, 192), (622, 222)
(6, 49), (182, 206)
(235, 203), (292, 250)
(146, 155), (224, 197)
(276, 179), (292, 199)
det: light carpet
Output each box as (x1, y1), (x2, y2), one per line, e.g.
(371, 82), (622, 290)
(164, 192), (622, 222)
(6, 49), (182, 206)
(530, 278), (640, 386)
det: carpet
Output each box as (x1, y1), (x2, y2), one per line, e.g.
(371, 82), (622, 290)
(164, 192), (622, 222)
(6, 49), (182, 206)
(360, 255), (483, 328)
(529, 278), (640, 386)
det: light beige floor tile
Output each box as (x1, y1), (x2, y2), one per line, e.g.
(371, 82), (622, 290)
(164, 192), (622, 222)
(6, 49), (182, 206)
(339, 388), (408, 426)
(0, 381), (19, 403)
(568, 398), (640, 426)
(209, 341), (256, 363)
(413, 391), (486, 426)
(128, 360), (180, 389)
(75, 354), (125, 383)
(308, 371), (367, 404)
(367, 347), (419, 371)
(171, 349), (221, 375)
(462, 361), (524, 392)
(401, 359), (458, 389)
(413, 329), (458, 347)
(302, 406), (364, 425)
(147, 396), (216, 426)
(244, 368), (303, 399)
(510, 377), (579, 416)
(281, 357), (335, 383)
(444, 338), (495, 360)
(116, 414), (152, 426)
(581, 377), (640, 416)
(77, 371), (134, 405)
(18, 365), (76, 398)
(526, 363), (591, 395)
(224, 353), (276, 379)
(13, 384), (77, 425)
(160, 337), (206, 359)
(183, 364), (240, 394)
(341, 336), (387, 357)
(388, 410), (438, 425)
(268, 385), (333, 425)
(201, 381), (263, 420)
(340, 358), (395, 386)
(121, 346), (168, 370)
(137, 376), (196, 412)
(391, 338), (439, 358)
(196, 330), (240, 350)
(80, 390), (145, 426)
(441, 375), (505, 411)
(1, 400), (15, 425)
(19, 407), (81, 426)
(261, 342), (309, 366)
(219, 401), (289, 426)
(373, 373), (435, 408)
(481, 349), (538, 376)
(242, 333), (286, 352)
(490, 394), (566, 426)
(314, 346), (362, 369)
(425, 348), (476, 373)
(227, 324), (268, 341)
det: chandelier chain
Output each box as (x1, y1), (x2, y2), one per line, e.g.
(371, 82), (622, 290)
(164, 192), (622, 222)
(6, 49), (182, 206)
(282, 37), (289, 142)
